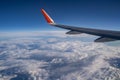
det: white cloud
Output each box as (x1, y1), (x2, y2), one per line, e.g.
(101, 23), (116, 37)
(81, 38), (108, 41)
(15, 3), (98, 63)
(0, 32), (120, 80)
(0, 31), (95, 38)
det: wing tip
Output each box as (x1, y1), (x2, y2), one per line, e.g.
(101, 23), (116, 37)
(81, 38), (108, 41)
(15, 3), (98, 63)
(41, 9), (55, 24)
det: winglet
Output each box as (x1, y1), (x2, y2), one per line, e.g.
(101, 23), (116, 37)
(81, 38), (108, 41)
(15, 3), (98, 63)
(41, 9), (55, 24)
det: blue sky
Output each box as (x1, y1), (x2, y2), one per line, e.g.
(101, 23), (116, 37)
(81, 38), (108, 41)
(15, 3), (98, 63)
(0, 0), (120, 32)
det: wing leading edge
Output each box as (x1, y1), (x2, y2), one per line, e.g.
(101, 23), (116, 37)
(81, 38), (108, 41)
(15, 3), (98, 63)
(41, 9), (120, 42)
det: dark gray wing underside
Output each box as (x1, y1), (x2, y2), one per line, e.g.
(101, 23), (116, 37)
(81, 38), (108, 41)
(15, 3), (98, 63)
(52, 24), (120, 42)
(66, 30), (82, 34)
(95, 37), (116, 42)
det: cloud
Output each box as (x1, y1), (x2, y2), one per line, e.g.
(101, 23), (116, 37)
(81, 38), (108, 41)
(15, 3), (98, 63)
(0, 31), (95, 38)
(0, 32), (120, 80)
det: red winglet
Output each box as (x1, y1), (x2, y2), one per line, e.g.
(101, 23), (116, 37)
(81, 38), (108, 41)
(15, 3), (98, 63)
(41, 9), (54, 24)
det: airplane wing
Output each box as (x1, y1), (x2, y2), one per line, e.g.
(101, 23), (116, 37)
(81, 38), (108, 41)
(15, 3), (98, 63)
(41, 9), (120, 42)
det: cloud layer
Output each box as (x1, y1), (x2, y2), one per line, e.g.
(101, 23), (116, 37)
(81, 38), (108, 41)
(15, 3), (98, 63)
(0, 32), (120, 80)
